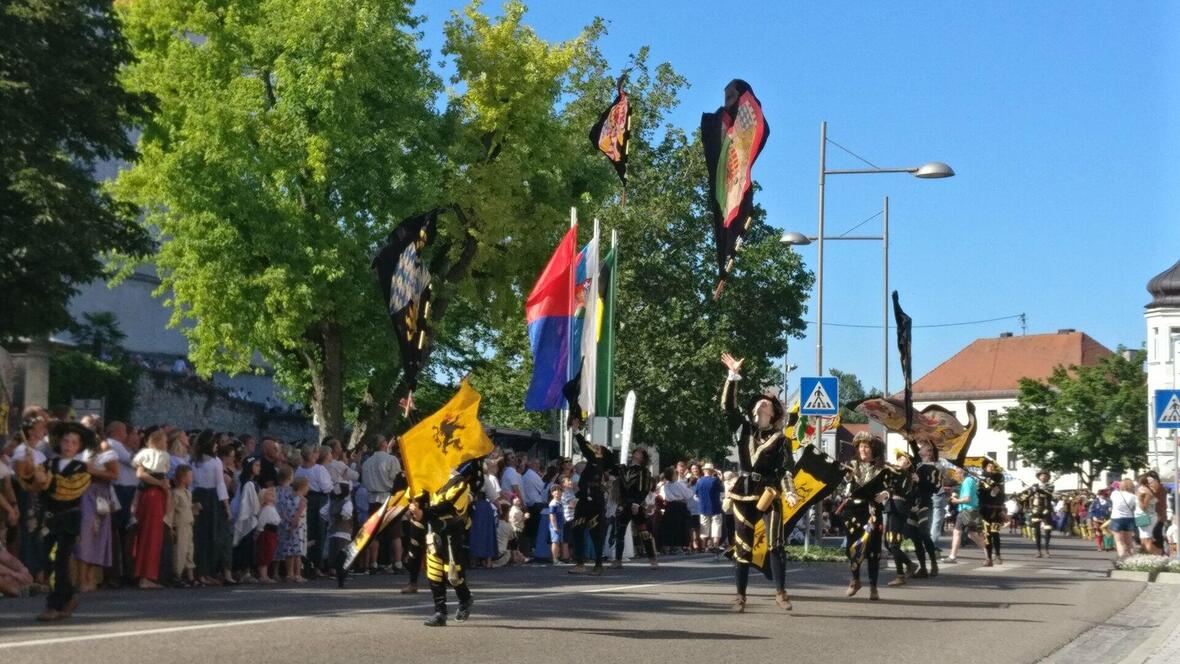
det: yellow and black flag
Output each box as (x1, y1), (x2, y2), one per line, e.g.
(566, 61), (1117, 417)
(781, 445), (845, 534)
(400, 380), (494, 496)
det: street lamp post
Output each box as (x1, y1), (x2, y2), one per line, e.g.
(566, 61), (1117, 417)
(783, 120), (955, 550)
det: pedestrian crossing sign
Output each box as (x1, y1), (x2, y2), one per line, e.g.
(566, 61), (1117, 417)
(800, 376), (839, 416)
(1155, 390), (1180, 429)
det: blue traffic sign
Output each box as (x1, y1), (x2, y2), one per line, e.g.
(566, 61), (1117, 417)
(1155, 390), (1180, 429)
(800, 376), (839, 416)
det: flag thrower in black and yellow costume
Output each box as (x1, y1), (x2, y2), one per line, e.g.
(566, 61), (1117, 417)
(839, 432), (889, 601)
(411, 460), (483, 628)
(398, 380), (495, 600)
(15, 422), (97, 622)
(719, 352), (799, 613)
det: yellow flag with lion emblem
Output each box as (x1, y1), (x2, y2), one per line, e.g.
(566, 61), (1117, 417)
(400, 381), (493, 495)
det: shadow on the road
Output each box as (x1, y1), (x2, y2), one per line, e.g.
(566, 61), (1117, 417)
(467, 625), (768, 640)
(789, 612), (1043, 623)
(785, 594), (1069, 609)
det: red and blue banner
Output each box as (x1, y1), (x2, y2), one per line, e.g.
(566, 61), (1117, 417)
(525, 226), (578, 410)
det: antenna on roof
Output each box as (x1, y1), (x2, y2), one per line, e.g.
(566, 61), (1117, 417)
(1019, 313), (1027, 336)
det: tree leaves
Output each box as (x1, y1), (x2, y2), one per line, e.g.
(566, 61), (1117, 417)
(995, 349), (1147, 484)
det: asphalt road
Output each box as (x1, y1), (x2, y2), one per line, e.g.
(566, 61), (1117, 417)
(0, 535), (1139, 664)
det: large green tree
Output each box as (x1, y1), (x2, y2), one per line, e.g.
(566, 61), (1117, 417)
(115, 0), (615, 443)
(468, 48), (813, 461)
(995, 348), (1147, 485)
(0, 0), (151, 341)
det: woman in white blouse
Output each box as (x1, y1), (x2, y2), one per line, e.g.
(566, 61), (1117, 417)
(190, 430), (231, 586)
(1108, 479), (1139, 558)
(231, 457), (262, 583)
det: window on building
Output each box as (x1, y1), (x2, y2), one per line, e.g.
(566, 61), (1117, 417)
(988, 410), (999, 430)
(986, 451), (997, 461)
(1007, 454), (1017, 471)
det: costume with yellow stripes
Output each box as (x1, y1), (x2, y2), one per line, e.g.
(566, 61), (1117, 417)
(722, 370), (798, 611)
(421, 462), (479, 627)
(16, 426), (93, 619)
(978, 467), (1006, 562)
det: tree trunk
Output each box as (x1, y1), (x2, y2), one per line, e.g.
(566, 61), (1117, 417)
(306, 323), (345, 443)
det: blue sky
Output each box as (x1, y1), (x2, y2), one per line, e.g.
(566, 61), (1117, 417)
(421, 1), (1180, 392)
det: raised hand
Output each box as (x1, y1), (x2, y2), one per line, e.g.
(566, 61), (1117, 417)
(721, 352), (745, 374)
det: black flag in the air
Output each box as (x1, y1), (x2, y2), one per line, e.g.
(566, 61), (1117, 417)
(373, 209), (442, 392)
(892, 291), (913, 434)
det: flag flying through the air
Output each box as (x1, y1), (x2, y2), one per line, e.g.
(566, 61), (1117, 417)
(786, 400), (841, 453)
(525, 226), (578, 410)
(589, 74), (631, 184)
(892, 290), (913, 433)
(851, 398), (979, 467)
(401, 381), (494, 496)
(701, 79), (769, 297)
(595, 244), (618, 416)
(373, 209), (440, 392)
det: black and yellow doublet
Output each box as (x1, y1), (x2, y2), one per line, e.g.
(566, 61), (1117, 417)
(979, 471), (1006, 560)
(907, 462), (941, 574)
(18, 457), (91, 613)
(422, 472), (474, 623)
(881, 465), (916, 577)
(614, 462), (656, 562)
(842, 460), (887, 586)
(722, 376), (796, 597)
(1019, 480), (1055, 553)
(570, 433), (610, 568)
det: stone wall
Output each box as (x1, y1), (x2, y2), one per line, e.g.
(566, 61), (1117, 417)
(132, 370), (317, 441)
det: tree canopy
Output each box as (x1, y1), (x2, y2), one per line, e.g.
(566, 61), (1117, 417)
(114, 0), (813, 458)
(995, 349), (1147, 485)
(0, 0), (151, 341)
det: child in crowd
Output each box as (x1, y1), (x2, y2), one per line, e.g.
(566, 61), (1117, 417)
(547, 485), (565, 564)
(322, 481), (354, 586)
(255, 488), (280, 584)
(278, 473), (308, 583)
(492, 502), (517, 568)
(560, 476), (577, 562)
(509, 496), (527, 561)
(171, 465), (197, 587)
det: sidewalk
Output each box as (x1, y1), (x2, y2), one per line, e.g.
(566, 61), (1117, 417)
(1041, 582), (1180, 663)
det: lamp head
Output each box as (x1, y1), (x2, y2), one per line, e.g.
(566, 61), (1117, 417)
(779, 231), (812, 246)
(912, 161), (955, 179)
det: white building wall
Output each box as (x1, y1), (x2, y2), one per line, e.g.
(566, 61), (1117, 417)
(1145, 307), (1180, 480)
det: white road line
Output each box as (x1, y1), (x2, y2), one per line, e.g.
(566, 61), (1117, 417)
(0, 574), (734, 650)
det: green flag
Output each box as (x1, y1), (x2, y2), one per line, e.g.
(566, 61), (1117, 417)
(595, 245), (617, 416)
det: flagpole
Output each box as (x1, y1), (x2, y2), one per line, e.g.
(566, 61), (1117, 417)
(583, 217), (601, 440)
(564, 207), (577, 459)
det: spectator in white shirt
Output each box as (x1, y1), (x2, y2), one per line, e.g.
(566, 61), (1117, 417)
(361, 436), (402, 573)
(104, 421), (140, 585)
(295, 446), (333, 575)
(500, 452), (523, 503)
(190, 430), (232, 586)
(521, 459), (547, 547)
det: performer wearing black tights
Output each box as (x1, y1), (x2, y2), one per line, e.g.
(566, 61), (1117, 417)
(613, 449), (657, 568)
(1020, 471), (1055, 557)
(719, 353), (799, 613)
(978, 460), (1006, 565)
(841, 433), (889, 601)
(884, 452), (919, 586)
(909, 442), (941, 578)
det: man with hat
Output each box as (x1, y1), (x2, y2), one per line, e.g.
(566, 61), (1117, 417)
(1018, 470), (1056, 558)
(720, 352), (800, 613)
(695, 462), (724, 553)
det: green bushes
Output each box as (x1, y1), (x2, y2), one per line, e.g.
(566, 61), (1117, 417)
(48, 351), (139, 422)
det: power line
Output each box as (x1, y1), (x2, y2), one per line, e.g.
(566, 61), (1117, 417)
(802, 313), (1025, 330)
(836, 209), (883, 237)
(825, 137), (882, 170)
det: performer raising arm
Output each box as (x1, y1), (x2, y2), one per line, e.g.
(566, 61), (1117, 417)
(720, 352), (799, 613)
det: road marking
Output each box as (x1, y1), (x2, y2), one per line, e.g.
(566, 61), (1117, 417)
(0, 573), (733, 650)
